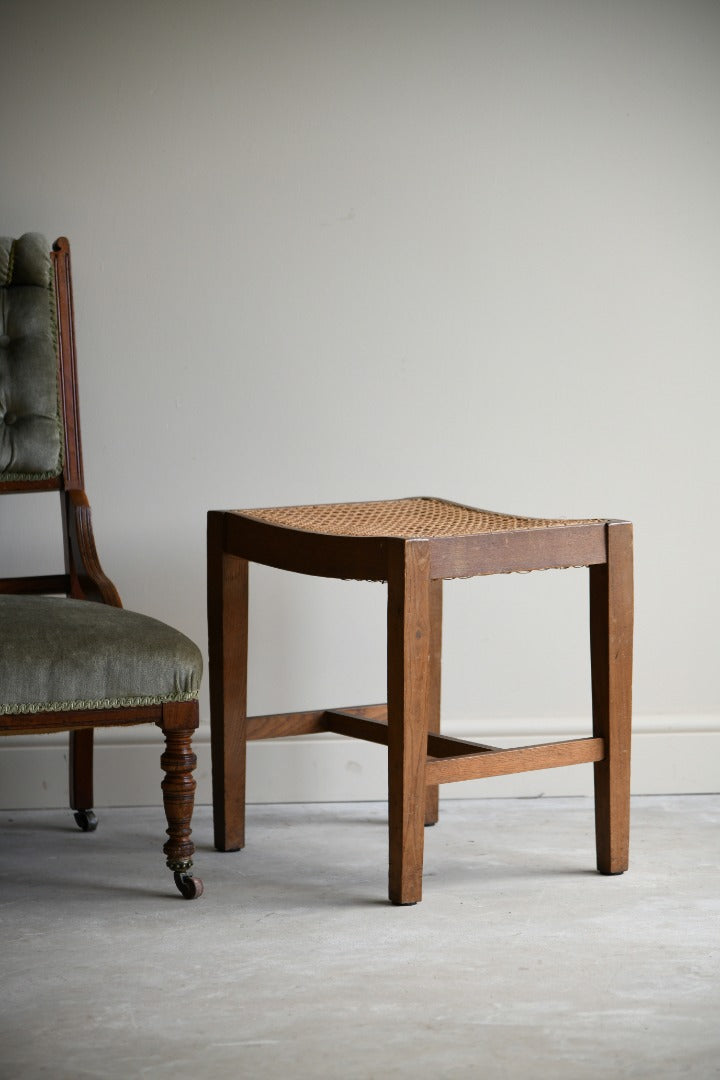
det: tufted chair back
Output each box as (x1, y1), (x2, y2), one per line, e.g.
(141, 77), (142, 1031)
(0, 233), (64, 482)
(0, 235), (109, 603)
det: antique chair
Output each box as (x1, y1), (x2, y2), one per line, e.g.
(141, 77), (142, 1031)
(0, 233), (203, 898)
(209, 497), (632, 905)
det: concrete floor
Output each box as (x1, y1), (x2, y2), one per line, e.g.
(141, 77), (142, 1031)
(1, 795), (719, 1080)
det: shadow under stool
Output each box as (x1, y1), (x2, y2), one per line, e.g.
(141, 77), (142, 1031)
(207, 496), (633, 905)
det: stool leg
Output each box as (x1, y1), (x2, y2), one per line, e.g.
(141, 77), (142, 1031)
(590, 522), (633, 874)
(387, 540), (433, 905)
(425, 579), (443, 827)
(208, 512), (249, 852)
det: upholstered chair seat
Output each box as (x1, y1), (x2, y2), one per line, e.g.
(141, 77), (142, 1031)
(0, 595), (202, 716)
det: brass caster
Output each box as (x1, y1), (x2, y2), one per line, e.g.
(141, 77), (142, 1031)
(74, 809), (98, 832)
(174, 871), (204, 899)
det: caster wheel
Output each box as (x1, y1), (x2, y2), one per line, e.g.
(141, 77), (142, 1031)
(74, 809), (98, 832)
(174, 872), (204, 899)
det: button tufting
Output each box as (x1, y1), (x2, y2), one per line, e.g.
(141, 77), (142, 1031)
(0, 334), (10, 348)
(4, 412), (17, 425)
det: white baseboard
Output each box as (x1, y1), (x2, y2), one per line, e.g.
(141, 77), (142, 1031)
(0, 715), (717, 810)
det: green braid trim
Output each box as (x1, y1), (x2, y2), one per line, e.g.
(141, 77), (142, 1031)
(0, 468), (63, 482)
(0, 690), (199, 716)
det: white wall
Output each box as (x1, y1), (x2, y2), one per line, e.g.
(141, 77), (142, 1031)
(2, 0), (719, 806)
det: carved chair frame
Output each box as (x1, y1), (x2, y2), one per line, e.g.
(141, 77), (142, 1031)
(0, 238), (201, 897)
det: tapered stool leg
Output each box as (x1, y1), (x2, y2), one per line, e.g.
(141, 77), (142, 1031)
(208, 511), (249, 852)
(590, 522), (633, 874)
(424, 579), (442, 827)
(387, 540), (433, 905)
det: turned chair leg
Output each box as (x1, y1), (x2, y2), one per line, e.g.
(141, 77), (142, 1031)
(69, 728), (97, 831)
(208, 512), (249, 853)
(159, 701), (203, 899)
(590, 522), (634, 875)
(424, 579), (442, 827)
(387, 541), (433, 906)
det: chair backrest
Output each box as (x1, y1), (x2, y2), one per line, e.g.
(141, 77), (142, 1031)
(0, 234), (83, 495)
(0, 235), (115, 602)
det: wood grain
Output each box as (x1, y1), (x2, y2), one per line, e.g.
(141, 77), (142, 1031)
(323, 710), (496, 757)
(425, 579), (442, 825)
(0, 574), (69, 594)
(0, 706), (161, 737)
(248, 703), (387, 740)
(208, 511), (249, 851)
(429, 523), (607, 579)
(591, 522), (633, 874)
(69, 728), (94, 810)
(52, 237), (84, 492)
(425, 737), (604, 783)
(160, 701), (200, 873)
(225, 511), (389, 581)
(387, 540), (432, 905)
(63, 490), (122, 606)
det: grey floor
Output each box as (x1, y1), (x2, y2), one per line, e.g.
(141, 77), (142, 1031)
(1, 796), (719, 1080)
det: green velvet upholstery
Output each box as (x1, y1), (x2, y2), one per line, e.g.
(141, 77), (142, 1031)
(0, 233), (62, 480)
(0, 595), (202, 715)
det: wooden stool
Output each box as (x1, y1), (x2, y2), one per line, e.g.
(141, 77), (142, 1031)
(207, 496), (633, 905)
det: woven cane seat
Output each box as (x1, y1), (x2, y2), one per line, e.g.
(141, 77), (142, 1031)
(238, 496), (599, 539)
